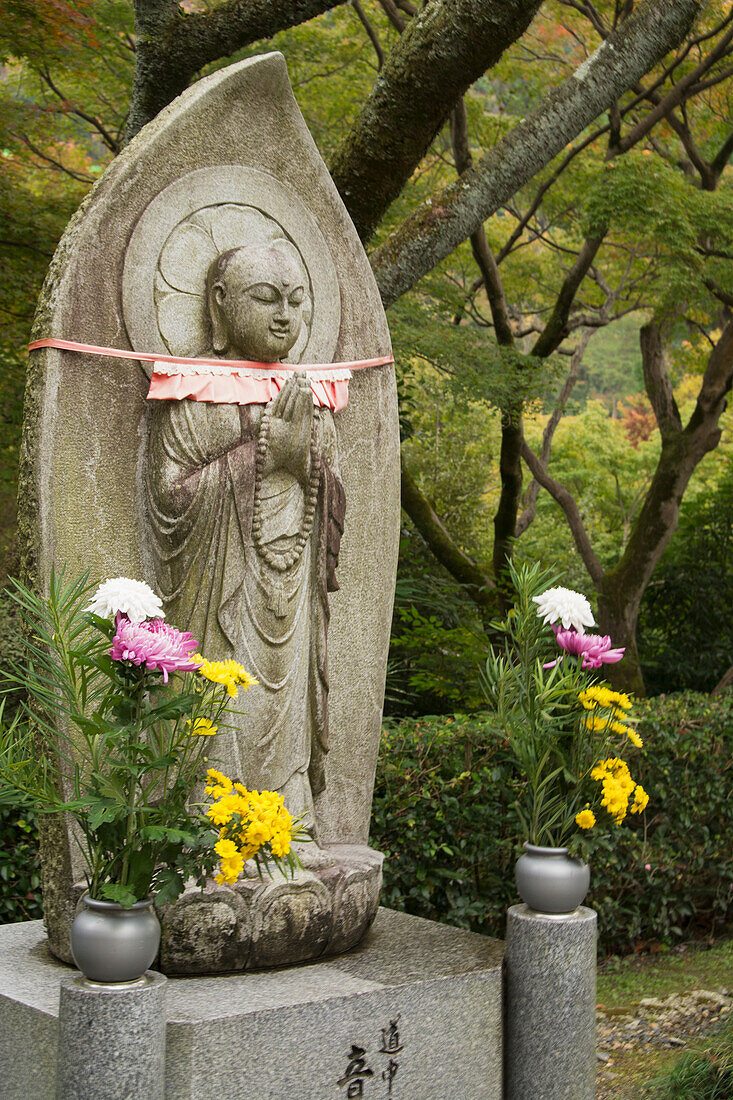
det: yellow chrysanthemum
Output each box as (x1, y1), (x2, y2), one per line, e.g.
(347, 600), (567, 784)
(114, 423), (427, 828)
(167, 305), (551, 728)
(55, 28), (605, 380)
(219, 854), (244, 881)
(246, 820), (272, 847)
(213, 837), (245, 885)
(195, 656), (259, 698)
(204, 769), (232, 797)
(630, 784), (649, 814)
(579, 686), (633, 711)
(591, 757), (637, 823)
(206, 773), (300, 876)
(186, 717), (218, 736)
(207, 804), (232, 827)
(627, 729), (643, 749)
(270, 830), (291, 857)
(583, 714), (608, 733)
(575, 807), (596, 830)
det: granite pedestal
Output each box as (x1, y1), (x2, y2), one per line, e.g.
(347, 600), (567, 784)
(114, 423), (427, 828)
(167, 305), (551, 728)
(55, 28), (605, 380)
(505, 903), (597, 1100)
(56, 972), (166, 1100)
(0, 908), (503, 1099)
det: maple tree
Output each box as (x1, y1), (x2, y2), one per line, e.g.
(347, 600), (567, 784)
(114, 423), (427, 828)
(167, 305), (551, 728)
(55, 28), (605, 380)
(0, 0), (731, 693)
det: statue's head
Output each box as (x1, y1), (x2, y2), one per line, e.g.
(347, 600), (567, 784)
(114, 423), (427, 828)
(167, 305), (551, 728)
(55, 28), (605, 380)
(207, 241), (308, 361)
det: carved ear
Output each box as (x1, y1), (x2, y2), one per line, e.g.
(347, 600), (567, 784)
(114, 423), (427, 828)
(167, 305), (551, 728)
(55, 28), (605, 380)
(209, 283), (228, 353)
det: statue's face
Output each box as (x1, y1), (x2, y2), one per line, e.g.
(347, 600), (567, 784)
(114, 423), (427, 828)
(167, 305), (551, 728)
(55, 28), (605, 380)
(211, 246), (307, 361)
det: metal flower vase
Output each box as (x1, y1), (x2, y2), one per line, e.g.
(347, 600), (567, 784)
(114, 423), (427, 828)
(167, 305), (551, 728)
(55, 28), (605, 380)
(70, 895), (161, 983)
(515, 843), (590, 915)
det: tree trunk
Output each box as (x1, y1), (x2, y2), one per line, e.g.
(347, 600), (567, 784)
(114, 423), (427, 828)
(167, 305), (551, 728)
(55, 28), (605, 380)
(493, 415), (523, 611)
(126, 0), (350, 142)
(712, 665), (733, 696)
(595, 582), (647, 696)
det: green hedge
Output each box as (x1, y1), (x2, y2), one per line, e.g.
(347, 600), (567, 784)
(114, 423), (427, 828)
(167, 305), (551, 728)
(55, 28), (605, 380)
(0, 809), (42, 924)
(2, 691), (731, 946)
(370, 692), (733, 953)
(0, 590), (43, 924)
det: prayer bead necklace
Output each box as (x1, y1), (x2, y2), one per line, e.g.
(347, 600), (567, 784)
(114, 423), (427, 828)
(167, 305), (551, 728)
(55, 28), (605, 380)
(252, 403), (321, 573)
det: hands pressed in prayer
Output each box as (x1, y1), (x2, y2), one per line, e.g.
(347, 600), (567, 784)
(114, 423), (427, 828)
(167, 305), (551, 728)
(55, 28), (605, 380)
(263, 373), (314, 485)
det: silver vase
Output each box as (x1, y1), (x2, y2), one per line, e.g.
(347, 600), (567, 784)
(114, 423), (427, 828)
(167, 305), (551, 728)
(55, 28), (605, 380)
(70, 895), (161, 983)
(515, 843), (590, 914)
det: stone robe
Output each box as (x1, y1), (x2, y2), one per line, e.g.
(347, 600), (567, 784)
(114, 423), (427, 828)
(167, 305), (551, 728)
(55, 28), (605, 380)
(145, 397), (345, 821)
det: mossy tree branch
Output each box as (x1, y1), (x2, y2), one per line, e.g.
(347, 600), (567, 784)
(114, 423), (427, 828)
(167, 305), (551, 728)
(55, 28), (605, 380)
(126, 0), (350, 142)
(330, 0), (543, 243)
(371, 0), (701, 307)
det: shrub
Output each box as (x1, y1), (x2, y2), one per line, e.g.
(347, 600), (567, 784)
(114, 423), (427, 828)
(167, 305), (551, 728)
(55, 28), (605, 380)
(371, 691), (733, 953)
(372, 713), (520, 930)
(638, 479), (733, 695)
(0, 808), (42, 923)
(0, 589), (42, 924)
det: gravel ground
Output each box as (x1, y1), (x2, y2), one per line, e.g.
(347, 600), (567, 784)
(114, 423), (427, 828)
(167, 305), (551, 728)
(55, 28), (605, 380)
(596, 987), (732, 1097)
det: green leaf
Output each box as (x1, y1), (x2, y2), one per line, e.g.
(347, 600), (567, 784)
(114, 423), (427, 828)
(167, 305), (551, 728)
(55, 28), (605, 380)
(97, 883), (137, 908)
(152, 868), (185, 907)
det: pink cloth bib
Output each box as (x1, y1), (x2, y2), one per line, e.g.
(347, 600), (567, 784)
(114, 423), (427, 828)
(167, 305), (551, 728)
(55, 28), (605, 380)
(147, 363), (351, 411)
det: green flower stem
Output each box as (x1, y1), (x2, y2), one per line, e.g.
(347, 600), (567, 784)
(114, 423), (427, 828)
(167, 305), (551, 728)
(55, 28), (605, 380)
(119, 674), (145, 888)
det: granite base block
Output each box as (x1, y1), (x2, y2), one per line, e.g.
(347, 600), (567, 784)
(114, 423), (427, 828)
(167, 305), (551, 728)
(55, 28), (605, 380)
(56, 971), (166, 1100)
(506, 903), (597, 1100)
(0, 908), (503, 1099)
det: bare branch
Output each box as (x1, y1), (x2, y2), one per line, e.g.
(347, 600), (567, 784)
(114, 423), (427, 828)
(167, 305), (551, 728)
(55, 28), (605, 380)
(351, 0), (385, 67)
(531, 233), (605, 358)
(400, 455), (495, 607)
(40, 65), (121, 154)
(376, 0), (407, 32)
(702, 278), (733, 309)
(450, 100), (513, 346)
(495, 124), (608, 264)
(521, 437), (604, 585)
(0, 238), (53, 258)
(615, 22), (733, 156)
(560, 0), (609, 39)
(686, 318), (733, 438)
(13, 133), (93, 183)
(710, 129), (733, 182)
(516, 328), (593, 536)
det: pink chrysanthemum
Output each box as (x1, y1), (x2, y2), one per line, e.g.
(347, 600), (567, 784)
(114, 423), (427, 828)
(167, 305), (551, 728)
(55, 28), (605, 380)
(110, 615), (201, 681)
(545, 627), (625, 670)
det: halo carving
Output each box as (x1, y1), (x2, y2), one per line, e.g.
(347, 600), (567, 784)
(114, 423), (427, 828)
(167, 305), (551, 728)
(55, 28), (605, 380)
(122, 167), (341, 373)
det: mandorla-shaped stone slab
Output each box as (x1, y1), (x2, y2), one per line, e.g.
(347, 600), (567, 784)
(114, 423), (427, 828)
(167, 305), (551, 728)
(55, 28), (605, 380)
(21, 53), (399, 974)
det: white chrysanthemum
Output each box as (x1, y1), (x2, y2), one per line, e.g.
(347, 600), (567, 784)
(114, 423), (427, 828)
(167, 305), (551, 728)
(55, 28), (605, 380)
(86, 577), (164, 623)
(532, 586), (595, 634)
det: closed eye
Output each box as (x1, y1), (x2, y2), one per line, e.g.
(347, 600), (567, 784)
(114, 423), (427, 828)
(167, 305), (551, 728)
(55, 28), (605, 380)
(246, 283), (279, 303)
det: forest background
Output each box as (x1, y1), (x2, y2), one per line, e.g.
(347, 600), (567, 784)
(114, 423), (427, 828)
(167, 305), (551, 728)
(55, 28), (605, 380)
(0, 0), (731, 949)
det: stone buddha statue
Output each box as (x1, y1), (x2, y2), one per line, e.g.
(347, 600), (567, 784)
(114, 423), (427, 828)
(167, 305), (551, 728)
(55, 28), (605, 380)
(145, 240), (345, 835)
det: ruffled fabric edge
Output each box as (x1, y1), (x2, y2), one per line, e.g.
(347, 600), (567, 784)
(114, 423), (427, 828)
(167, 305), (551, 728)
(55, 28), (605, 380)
(147, 369), (349, 412)
(151, 362), (353, 382)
